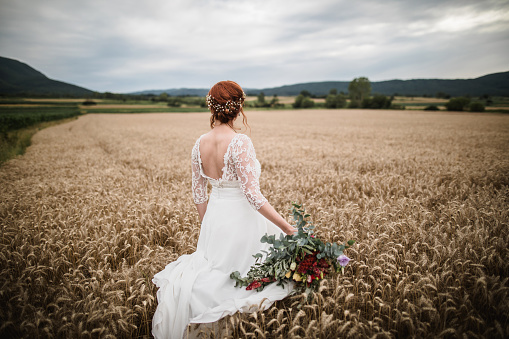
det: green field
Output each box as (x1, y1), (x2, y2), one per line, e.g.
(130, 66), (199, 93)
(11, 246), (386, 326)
(0, 105), (80, 132)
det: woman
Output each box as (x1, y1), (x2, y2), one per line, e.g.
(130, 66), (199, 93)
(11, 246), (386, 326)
(152, 80), (295, 338)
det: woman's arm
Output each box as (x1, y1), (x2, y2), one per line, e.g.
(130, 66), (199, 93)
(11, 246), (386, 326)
(233, 135), (296, 235)
(258, 202), (296, 235)
(191, 137), (208, 222)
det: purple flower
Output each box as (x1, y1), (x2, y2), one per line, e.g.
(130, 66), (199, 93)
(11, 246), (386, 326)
(337, 254), (350, 267)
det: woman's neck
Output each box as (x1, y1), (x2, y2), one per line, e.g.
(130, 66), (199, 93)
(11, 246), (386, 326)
(214, 121), (237, 133)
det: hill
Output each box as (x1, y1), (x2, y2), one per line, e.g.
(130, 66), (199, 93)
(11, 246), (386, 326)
(0, 56), (93, 96)
(132, 72), (509, 97)
(251, 72), (509, 97)
(133, 88), (210, 97)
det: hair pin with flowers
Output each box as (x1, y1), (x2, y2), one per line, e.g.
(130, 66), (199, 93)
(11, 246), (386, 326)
(206, 92), (246, 113)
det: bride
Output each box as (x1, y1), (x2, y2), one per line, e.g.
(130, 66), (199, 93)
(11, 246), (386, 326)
(152, 80), (296, 338)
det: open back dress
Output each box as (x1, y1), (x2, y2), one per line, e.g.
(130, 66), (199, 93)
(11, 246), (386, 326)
(152, 133), (292, 338)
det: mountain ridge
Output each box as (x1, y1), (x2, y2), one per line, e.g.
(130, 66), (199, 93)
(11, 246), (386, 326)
(130, 71), (509, 97)
(0, 56), (93, 96)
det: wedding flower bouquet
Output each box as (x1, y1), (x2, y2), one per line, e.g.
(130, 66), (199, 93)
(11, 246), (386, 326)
(230, 203), (355, 301)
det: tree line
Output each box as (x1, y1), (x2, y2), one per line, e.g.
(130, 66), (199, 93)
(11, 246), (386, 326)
(288, 77), (487, 111)
(289, 77), (393, 109)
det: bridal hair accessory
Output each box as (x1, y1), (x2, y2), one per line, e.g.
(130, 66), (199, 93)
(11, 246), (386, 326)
(206, 92), (246, 113)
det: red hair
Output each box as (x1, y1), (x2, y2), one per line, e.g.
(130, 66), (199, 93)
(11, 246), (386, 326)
(207, 80), (249, 132)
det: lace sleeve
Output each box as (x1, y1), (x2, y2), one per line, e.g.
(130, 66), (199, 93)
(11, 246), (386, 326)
(232, 134), (268, 210)
(191, 138), (208, 204)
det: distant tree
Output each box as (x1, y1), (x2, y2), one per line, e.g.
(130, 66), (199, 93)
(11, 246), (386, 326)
(469, 102), (485, 112)
(255, 92), (271, 108)
(325, 93), (347, 109)
(301, 97), (315, 108)
(325, 94), (337, 108)
(167, 97), (181, 107)
(270, 95), (282, 108)
(293, 94), (304, 108)
(336, 94), (347, 108)
(348, 100), (360, 109)
(348, 77), (371, 107)
(82, 99), (96, 106)
(158, 92), (169, 102)
(257, 92), (266, 105)
(329, 88), (337, 95)
(362, 94), (392, 109)
(480, 94), (493, 106)
(424, 105), (440, 111)
(293, 92), (314, 108)
(445, 97), (470, 111)
(300, 90), (312, 97)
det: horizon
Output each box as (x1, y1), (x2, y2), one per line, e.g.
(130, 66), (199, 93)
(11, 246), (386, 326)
(2, 54), (507, 96)
(127, 70), (508, 94)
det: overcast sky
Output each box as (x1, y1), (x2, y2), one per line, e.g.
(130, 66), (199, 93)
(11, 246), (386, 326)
(0, 0), (508, 93)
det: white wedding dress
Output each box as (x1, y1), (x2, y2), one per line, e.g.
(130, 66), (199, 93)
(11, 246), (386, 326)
(152, 133), (292, 339)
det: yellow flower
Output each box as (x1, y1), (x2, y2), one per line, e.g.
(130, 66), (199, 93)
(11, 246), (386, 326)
(293, 272), (302, 282)
(285, 271), (292, 278)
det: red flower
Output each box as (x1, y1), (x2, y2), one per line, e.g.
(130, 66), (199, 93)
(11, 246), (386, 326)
(297, 253), (317, 274)
(260, 277), (273, 283)
(246, 281), (262, 290)
(318, 258), (329, 268)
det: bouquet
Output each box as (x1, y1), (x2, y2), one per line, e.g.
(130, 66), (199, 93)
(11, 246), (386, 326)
(230, 203), (355, 302)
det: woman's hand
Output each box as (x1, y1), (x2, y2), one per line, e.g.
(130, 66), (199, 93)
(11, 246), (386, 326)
(195, 202), (207, 222)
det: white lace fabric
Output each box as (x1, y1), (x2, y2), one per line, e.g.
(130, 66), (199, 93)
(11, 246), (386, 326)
(191, 133), (268, 210)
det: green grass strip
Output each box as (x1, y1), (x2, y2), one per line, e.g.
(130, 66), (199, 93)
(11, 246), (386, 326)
(81, 107), (210, 113)
(0, 117), (78, 165)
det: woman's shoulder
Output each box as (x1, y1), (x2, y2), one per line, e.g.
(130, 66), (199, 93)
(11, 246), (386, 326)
(230, 133), (253, 147)
(196, 132), (208, 142)
(230, 133), (256, 156)
(234, 133), (252, 143)
(191, 133), (207, 157)
(193, 133), (208, 146)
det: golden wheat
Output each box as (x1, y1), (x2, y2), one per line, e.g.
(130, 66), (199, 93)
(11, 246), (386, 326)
(0, 110), (508, 338)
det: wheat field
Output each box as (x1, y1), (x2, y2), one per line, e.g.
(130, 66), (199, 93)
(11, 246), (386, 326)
(0, 110), (508, 338)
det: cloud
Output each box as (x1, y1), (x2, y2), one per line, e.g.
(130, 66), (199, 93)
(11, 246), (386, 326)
(0, 0), (507, 92)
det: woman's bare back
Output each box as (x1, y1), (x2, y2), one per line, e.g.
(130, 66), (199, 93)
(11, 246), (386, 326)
(199, 129), (237, 180)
